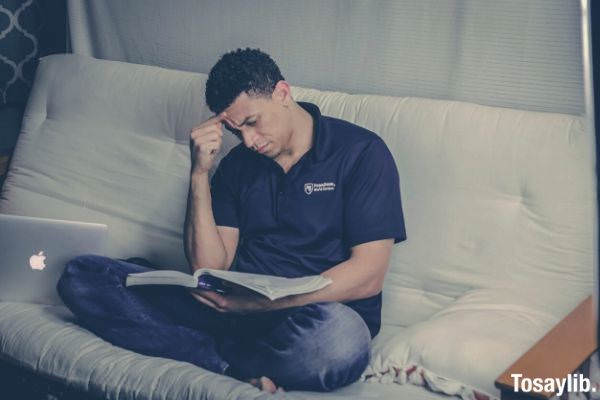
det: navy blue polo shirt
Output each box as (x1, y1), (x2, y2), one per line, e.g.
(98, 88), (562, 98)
(210, 102), (406, 338)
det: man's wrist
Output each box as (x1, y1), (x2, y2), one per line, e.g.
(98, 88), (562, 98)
(268, 293), (310, 311)
(191, 167), (210, 179)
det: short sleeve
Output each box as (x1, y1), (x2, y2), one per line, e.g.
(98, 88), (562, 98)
(210, 156), (239, 228)
(343, 139), (406, 248)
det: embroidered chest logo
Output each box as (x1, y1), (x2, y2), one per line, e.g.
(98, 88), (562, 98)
(304, 182), (336, 195)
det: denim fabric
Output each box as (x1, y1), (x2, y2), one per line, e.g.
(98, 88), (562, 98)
(56, 255), (371, 392)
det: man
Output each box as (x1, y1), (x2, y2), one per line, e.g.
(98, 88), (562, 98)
(58, 48), (406, 393)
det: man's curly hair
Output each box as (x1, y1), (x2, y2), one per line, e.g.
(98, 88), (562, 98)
(205, 48), (285, 114)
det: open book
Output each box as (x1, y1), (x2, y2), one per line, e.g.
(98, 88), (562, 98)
(125, 268), (332, 301)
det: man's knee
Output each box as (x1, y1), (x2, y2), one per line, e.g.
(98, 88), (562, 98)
(277, 302), (371, 391)
(60, 254), (116, 283)
(57, 255), (140, 305)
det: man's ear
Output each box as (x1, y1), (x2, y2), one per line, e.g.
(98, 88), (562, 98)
(272, 80), (292, 107)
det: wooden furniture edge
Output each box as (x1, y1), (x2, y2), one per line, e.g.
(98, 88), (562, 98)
(494, 295), (597, 399)
(0, 154), (10, 175)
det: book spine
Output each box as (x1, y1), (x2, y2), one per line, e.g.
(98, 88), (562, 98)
(197, 280), (213, 290)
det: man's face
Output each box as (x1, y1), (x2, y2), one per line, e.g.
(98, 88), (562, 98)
(222, 90), (292, 159)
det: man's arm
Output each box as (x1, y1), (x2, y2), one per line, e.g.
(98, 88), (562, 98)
(273, 238), (394, 308)
(184, 170), (239, 271)
(184, 113), (239, 272)
(190, 238), (394, 313)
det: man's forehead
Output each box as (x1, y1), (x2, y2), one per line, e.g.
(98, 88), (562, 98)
(224, 94), (264, 124)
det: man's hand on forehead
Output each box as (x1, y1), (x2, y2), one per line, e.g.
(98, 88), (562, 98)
(188, 111), (230, 174)
(221, 113), (242, 135)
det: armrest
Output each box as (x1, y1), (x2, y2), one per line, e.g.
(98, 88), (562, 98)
(495, 295), (597, 399)
(0, 154), (9, 175)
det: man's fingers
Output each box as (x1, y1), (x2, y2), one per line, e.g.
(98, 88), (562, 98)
(198, 113), (225, 128)
(191, 289), (225, 305)
(197, 290), (226, 304)
(188, 112), (228, 174)
(194, 137), (221, 153)
(190, 125), (223, 140)
(222, 115), (239, 130)
(193, 112), (228, 131)
(191, 135), (222, 156)
(190, 291), (225, 311)
(191, 131), (222, 144)
(201, 142), (221, 156)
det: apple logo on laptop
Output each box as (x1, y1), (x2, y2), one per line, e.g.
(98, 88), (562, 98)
(29, 251), (47, 270)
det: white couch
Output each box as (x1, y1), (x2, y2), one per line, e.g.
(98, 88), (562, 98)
(0, 54), (595, 400)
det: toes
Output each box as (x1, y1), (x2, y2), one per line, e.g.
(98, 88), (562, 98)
(246, 376), (280, 393)
(260, 376), (277, 393)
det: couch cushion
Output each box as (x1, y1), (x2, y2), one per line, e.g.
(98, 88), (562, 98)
(0, 302), (262, 399)
(363, 288), (573, 399)
(0, 54), (239, 269)
(0, 301), (449, 400)
(292, 87), (595, 327)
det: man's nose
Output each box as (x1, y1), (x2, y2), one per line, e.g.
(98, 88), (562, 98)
(240, 129), (258, 149)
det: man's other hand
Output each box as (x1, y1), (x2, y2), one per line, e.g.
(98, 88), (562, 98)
(189, 113), (227, 175)
(189, 285), (273, 314)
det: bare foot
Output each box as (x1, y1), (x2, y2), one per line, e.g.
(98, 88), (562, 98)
(247, 376), (283, 393)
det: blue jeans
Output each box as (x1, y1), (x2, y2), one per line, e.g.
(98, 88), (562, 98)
(56, 255), (371, 391)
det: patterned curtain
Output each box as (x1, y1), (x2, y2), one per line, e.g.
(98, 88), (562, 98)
(0, 0), (66, 158)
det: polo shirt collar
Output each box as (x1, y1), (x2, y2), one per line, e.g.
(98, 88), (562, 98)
(298, 101), (328, 163)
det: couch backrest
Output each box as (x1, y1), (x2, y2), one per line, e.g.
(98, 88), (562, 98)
(292, 88), (596, 325)
(1, 54), (595, 326)
(0, 54), (219, 267)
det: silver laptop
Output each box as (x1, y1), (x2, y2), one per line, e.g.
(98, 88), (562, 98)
(0, 214), (108, 305)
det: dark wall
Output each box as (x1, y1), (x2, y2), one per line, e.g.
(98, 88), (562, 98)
(0, 0), (66, 153)
(0, 0), (67, 105)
